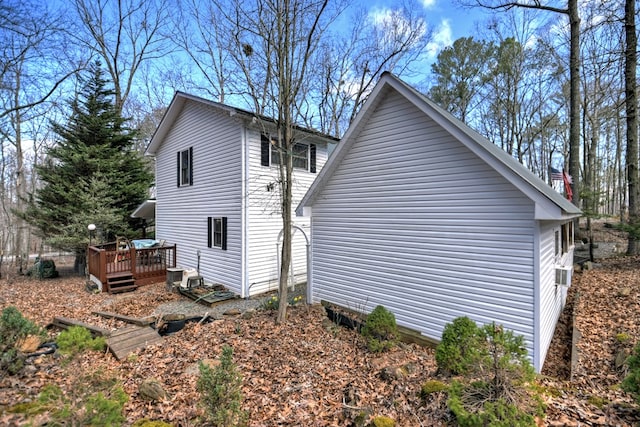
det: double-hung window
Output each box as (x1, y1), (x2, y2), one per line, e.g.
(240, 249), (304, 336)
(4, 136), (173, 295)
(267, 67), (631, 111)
(555, 222), (574, 259)
(261, 134), (316, 173)
(207, 217), (227, 250)
(177, 147), (193, 187)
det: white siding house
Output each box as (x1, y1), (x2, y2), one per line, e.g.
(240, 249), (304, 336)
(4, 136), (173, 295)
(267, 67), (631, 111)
(297, 73), (581, 372)
(147, 92), (336, 297)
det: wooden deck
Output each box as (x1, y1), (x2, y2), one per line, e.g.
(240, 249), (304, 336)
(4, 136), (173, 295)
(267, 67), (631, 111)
(88, 242), (177, 292)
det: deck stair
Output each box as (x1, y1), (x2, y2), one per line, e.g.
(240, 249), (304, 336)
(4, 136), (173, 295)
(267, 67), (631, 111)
(106, 271), (138, 293)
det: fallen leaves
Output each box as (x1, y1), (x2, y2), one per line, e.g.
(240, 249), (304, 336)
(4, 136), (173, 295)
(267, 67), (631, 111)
(542, 254), (640, 426)
(0, 277), (443, 425)
(1, 226), (640, 425)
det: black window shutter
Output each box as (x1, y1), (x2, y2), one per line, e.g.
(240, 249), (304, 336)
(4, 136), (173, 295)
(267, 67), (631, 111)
(207, 217), (212, 248)
(177, 151), (181, 187)
(261, 135), (270, 166)
(189, 146), (194, 186)
(310, 144), (317, 173)
(221, 217), (227, 250)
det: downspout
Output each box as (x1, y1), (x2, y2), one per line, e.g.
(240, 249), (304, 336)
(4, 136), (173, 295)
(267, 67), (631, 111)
(241, 126), (249, 298)
(533, 221), (542, 373)
(306, 220), (311, 304)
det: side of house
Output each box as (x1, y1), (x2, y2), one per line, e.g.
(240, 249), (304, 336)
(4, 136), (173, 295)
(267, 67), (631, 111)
(148, 92), (335, 297)
(537, 220), (574, 366)
(150, 95), (245, 294)
(244, 131), (329, 295)
(298, 73), (580, 372)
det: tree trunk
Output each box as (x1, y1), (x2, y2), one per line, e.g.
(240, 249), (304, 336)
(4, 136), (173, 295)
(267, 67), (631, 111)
(568, 0), (581, 210)
(625, 0), (639, 254)
(13, 73), (27, 274)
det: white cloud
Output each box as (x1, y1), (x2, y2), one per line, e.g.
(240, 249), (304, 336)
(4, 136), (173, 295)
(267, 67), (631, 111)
(421, 0), (437, 8)
(425, 19), (452, 58)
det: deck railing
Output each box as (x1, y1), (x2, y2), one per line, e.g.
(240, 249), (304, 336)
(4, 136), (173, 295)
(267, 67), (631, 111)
(88, 242), (177, 288)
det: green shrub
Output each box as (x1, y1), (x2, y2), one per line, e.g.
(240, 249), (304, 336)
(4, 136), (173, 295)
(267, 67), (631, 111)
(56, 326), (106, 356)
(361, 305), (398, 353)
(9, 379), (127, 426)
(197, 345), (248, 427)
(0, 306), (43, 375)
(439, 319), (541, 426)
(622, 342), (640, 402)
(435, 316), (483, 375)
(448, 381), (536, 427)
(480, 322), (535, 388)
(84, 386), (128, 427)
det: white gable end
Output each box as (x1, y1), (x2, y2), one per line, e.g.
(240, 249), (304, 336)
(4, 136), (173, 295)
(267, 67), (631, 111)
(310, 88), (537, 351)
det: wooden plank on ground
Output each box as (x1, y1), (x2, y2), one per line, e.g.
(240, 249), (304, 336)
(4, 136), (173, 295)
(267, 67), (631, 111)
(92, 310), (155, 326)
(106, 326), (163, 361)
(178, 288), (236, 306)
(52, 316), (111, 336)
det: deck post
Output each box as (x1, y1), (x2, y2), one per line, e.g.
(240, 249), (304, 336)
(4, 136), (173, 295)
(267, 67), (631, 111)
(172, 245), (176, 267)
(130, 247), (137, 277)
(99, 250), (107, 286)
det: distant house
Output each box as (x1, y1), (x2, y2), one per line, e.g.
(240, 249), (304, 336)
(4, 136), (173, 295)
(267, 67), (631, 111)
(298, 73), (581, 372)
(146, 92), (337, 297)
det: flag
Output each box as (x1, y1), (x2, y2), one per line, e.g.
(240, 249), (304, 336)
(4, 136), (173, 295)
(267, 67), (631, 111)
(563, 170), (573, 202)
(550, 167), (563, 181)
(563, 170), (573, 184)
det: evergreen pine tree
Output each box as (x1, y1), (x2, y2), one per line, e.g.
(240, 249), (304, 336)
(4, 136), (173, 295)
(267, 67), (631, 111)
(23, 62), (153, 272)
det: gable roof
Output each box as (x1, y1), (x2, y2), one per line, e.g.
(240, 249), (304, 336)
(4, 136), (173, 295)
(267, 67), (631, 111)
(297, 72), (581, 221)
(146, 91), (338, 156)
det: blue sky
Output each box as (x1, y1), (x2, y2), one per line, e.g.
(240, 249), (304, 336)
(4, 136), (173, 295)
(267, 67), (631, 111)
(363, 0), (491, 55)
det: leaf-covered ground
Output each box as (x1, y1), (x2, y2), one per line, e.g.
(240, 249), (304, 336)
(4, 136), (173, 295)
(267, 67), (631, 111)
(1, 226), (639, 425)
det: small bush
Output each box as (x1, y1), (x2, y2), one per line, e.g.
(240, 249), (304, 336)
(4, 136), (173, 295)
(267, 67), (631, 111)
(9, 379), (127, 426)
(480, 322), (535, 388)
(84, 386), (128, 426)
(0, 306), (44, 375)
(56, 326), (106, 356)
(435, 316), (482, 375)
(622, 342), (640, 402)
(361, 305), (398, 353)
(448, 381), (536, 427)
(438, 319), (541, 426)
(197, 345), (248, 427)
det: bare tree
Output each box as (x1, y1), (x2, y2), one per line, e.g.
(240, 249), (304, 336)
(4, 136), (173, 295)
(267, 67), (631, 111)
(463, 0), (581, 209)
(624, 0), (638, 254)
(200, 0), (343, 323)
(70, 0), (172, 113)
(0, 0), (81, 273)
(167, 0), (237, 103)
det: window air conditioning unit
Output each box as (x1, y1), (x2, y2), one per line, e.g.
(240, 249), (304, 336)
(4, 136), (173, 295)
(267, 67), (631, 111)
(555, 265), (572, 287)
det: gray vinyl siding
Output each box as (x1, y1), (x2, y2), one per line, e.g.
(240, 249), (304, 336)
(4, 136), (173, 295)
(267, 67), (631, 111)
(155, 101), (244, 294)
(537, 221), (572, 371)
(246, 129), (328, 295)
(310, 89), (537, 355)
